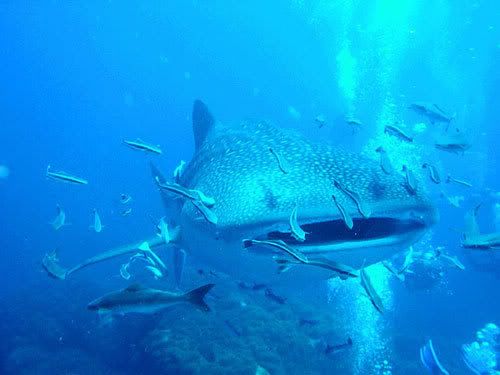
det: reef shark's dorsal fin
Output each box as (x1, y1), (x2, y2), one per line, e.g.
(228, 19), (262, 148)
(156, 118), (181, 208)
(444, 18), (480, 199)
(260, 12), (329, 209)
(124, 283), (145, 292)
(193, 100), (215, 151)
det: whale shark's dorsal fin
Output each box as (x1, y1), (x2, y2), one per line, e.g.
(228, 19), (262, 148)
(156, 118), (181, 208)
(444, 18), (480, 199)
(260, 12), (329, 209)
(193, 100), (215, 151)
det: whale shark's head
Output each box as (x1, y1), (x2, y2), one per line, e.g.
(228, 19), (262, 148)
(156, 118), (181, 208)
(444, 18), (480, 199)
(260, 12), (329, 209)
(172, 101), (437, 279)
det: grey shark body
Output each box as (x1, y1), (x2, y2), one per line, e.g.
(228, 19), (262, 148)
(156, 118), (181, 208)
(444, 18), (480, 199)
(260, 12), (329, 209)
(88, 283), (214, 315)
(166, 101), (437, 281)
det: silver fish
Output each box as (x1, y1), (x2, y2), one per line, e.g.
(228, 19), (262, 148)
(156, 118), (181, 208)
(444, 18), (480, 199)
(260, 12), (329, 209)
(375, 147), (393, 174)
(332, 194), (354, 230)
(384, 125), (413, 143)
(242, 239), (309, 263)
(360, 265), (384, 314)
(90, 209), (103, 233)
(269, 147), (288, 174)
(50, 205), (67, 230)
(46, 165), (88, 185)
(402, 165), (417, 195)
(123, 138), (162, 155)
(446, 175), (472, 188)
(289, 205), (307, 242)
(333, 179), (371, 218)
(422, 163), (441, 184)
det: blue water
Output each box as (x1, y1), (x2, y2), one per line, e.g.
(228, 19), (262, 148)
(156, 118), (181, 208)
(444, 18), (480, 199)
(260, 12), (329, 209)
(1, 2), (499, 374)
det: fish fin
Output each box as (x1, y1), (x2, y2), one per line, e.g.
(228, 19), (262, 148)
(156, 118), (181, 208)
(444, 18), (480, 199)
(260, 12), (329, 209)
(241, 239), (254, 249)
(138, 241), (151, 252)
(185, 283), (215, 312)
(277, 265), (292, 273)
(124, 283), (144, 292)
(97, 310), (114, 326)
(192, 100), (215, 151)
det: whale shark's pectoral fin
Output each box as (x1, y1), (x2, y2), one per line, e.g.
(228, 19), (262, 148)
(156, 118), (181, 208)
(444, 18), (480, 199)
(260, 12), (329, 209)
(192, 100), (215, 151)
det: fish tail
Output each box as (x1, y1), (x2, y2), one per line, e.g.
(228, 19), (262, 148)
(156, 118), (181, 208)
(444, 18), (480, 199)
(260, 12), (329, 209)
(185, 283), (215, 312)
(241, 239), (254, 248)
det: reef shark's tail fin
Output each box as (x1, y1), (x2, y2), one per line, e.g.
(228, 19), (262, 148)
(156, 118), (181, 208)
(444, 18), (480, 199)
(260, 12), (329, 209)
(193, 100), (215, 151)
(464, 204), (481, 239)
(185, 283), (215, 312)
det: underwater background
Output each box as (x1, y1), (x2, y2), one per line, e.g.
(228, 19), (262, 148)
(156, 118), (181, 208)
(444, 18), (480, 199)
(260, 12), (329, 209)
(0, 1), (499, 374)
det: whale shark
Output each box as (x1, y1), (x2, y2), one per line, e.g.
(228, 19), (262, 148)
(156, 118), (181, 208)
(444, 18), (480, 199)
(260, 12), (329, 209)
(43, 100), (437, 283)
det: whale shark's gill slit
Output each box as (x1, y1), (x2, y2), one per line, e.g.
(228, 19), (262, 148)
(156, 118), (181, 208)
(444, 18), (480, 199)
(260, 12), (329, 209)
(266, 218), (426, 245)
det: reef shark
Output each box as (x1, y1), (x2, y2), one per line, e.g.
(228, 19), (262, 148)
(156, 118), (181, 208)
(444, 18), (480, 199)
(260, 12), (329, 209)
(43, 100), (436, 283)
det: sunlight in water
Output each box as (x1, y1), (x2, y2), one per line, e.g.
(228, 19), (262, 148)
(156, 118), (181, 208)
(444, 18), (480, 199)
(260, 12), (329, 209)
(336, 41), (358, 113)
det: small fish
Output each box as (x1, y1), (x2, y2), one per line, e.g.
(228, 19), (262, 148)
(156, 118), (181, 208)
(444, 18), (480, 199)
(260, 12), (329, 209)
(191, 199), (218, 225)
(155, 178), (215, 207)
(275, 256), (358, 279)
(422, 163), (441, 184)
(345, 116), (362, 128)
(242, 239), (309, 263)
(145, 265), (164, 279)
(50, 205), (67, 230)
(264, 288), (287, 304)
(138, 241), (167, 271)
(46, 165), (88, 185)
(446, 175), (472, 188)
(289, 205), (307, 242)
(420, 339), (450, 375)
(120, 194), (132, 204)
(375, 147), (393, 174)
(434, 142), (471, 154)
(325, 337), (353, 355)
(121, 208), (133, 217)
(173, 160), (186, 183)
(384, 125), (413, 143)
(156, 217), (171, 244)
(90, 209), (103, 233)
(315, 114), (327, 128)
(120, 263), (131, 280)
(269, 147), (288, 174)
(333, 180), (371, 218)
(382, 261), (405, 281)
(410, 102), (454, 125)
(123, 138), (162, 155)
(173, 248), (187, 289)
(439, 254), (465, 270)
(402, 165), (417, 195)
(332, 194), (354, 230)
(360, 265), (384, 314)
(399, 246), (414, 274)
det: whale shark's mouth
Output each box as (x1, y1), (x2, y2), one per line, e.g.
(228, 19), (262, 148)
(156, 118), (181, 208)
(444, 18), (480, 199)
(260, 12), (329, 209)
(261, 215), (432, 254)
